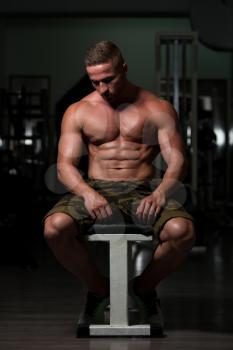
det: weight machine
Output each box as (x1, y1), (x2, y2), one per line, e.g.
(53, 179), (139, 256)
(155, 32), (198, 204)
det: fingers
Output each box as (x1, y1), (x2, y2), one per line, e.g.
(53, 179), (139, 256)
(105, 204), (113, 217)
(142, 202), (156, 223)
(147, 203), (158, 225)
(89, 210), (96, 220)
(136, 201), (145, 221)
(155, 205), (161, 216)
(91, 203), (113, 220)
(136, 198), (161, 225)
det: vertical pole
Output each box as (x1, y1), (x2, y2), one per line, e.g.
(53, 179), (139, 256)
(182, 42), (187, 117)
(0, 20), (6, 89)
(191, 34), (198, 201)
(155, 34), (161, 96)
(226, 54), (233, 200)
(181, 41), (187, 142)
(166, 41), (170, 101)
(173, 39), (180, 115)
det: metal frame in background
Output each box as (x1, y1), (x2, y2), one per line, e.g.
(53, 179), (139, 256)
(155, 32), (198, 202)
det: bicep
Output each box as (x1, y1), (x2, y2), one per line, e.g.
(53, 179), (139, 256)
(158, 115), (186, 166)
(58, 131), (84, 166)
(57, 107), (85, 166)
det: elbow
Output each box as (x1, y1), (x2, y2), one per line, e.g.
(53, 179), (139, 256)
(57, 163), (64, 182)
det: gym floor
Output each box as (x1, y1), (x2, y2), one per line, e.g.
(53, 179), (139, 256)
(0, 226), (233, 350)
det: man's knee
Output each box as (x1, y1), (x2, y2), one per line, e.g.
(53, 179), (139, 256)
(44, 213), (75, 242)
(163, 218), (196, 248)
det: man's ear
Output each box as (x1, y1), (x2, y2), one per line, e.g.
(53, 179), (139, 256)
(123, 62), (128, 72)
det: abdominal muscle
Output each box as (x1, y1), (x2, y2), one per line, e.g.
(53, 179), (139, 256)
(87, 141), (157, 181)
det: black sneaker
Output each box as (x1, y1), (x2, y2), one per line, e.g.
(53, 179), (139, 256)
(129, 282), (164, 333)
(80, 291), (110, 324)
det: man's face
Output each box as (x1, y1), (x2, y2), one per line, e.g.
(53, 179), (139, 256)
(86, 60), (127, 103)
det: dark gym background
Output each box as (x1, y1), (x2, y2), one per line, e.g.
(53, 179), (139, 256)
(0, 1), (233, 349)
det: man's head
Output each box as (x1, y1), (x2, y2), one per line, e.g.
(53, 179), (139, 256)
(84, 41), (128, 103)
(84, 40), (124, 68)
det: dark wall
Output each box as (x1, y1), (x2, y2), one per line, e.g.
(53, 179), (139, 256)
(1, 1), (232, 50)
(0, 0), (191, 16)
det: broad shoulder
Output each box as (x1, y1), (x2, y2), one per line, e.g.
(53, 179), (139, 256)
(61, 95), (101, 130)
(140, 90), (178, 126)
(140, 89), (175, 113)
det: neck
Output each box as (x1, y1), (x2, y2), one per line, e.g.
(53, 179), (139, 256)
(111, 83), (139, 108)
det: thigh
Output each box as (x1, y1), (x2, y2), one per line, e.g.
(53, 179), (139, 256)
(43, 193), (94, 234)
(153, 199), (194, 239)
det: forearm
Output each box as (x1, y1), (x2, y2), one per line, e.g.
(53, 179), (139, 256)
(57, 162), (93, 198)
(153, 159), (187, 198)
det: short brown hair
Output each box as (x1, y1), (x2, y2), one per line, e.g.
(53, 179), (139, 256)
(84, 40), (124, 67)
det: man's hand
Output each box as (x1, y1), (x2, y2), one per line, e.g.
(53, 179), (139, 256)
(136, 189), (166, 225)
(83, 189), (113, 220)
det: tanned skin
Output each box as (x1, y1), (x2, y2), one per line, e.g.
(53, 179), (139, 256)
(44, 59), (195, 298)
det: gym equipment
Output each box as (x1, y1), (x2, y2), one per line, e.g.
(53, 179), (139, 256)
(155, 32), (198, 202)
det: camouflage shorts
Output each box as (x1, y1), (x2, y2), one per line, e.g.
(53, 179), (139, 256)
(43, 179), (193, 239)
